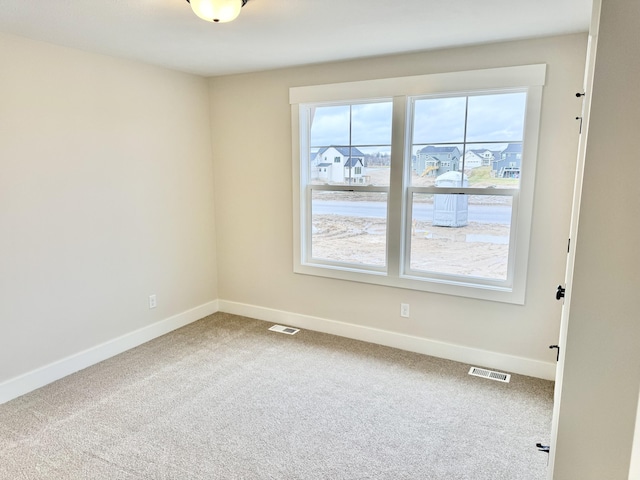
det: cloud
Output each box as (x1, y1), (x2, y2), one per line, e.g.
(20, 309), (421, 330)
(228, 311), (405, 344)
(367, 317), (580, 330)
(309, 91), (526, 151)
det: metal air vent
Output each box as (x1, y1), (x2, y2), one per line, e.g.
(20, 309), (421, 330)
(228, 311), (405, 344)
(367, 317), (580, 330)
(268, 325), (300, 335)
(468, 366), (511, 383)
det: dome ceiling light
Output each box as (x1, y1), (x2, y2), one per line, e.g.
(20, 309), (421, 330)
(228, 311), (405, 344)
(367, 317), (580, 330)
(186, 0), (249, 24)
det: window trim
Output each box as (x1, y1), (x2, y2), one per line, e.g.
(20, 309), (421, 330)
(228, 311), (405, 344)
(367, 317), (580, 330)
(290, 65), (546, 304)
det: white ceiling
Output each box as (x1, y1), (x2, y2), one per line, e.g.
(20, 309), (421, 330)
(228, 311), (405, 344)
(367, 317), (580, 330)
(0, 0), (592, 77)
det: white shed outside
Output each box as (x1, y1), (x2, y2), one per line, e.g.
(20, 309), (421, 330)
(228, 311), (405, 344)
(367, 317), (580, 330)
(433, 171), (469, 227)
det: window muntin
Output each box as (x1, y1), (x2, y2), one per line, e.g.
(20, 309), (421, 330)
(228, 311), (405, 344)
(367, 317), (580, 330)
(292, 65), (545, 304)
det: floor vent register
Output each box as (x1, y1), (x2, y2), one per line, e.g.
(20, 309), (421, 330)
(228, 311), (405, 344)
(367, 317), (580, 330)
(268, 325), (300, 335)
(468, 366), (511, 383)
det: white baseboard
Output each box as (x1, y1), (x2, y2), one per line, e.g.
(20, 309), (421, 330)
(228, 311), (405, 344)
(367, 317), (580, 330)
(0, 300), (219, 405)
(219, 300), (556, 381)
(0, 298), (555, 405)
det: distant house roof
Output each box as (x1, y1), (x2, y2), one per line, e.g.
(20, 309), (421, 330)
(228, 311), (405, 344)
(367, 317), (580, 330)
(344, 158), (363, 167)
(317, 146), (365, 157)
(317, 163), (332, 167)
(418, 146), (460, 155)
(502, 143), (523, 153)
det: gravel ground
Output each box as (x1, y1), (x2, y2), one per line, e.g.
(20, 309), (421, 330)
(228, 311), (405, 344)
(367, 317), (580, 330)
(312, 216), (510, 280)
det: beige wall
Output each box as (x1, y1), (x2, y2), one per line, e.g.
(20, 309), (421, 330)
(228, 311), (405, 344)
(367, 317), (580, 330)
(0, 33), (218, 383)
(210, 34), (587, 370)
(3, 13), (637, 475)
(553, 0), (640, 477)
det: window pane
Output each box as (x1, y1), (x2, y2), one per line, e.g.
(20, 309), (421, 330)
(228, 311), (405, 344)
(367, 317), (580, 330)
(309, 100), (392, 187)
(310, 105), (350, 147)
(490, 142), (523, 184)
(359, 146), (391, 186)
(412, 97), (466, 144)
(351, 102), (393, 145)
(311, 190), (387, 267)
(463, 143), (521, 189)
(311, 146), (388, 186)
(409, 194), (512, 280)
(411, 144), (463, 187)
(466, 92), (526, 143)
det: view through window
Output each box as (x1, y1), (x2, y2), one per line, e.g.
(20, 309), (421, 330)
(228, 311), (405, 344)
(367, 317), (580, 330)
(309, 101), (392, 268)
(292, 65), (545, 303)
(406, 91), (526, 282)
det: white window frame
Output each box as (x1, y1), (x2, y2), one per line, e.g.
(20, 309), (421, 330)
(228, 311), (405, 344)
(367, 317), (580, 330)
(290, 65), (546, 304)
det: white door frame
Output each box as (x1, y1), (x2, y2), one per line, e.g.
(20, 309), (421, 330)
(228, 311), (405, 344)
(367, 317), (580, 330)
(546, 0), (601, 476)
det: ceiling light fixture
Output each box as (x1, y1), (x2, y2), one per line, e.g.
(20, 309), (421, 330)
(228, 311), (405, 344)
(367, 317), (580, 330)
(186, 0), (249, 23)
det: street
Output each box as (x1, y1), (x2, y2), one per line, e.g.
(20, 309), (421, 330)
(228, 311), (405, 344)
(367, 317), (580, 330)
(312, 200), (512, 224)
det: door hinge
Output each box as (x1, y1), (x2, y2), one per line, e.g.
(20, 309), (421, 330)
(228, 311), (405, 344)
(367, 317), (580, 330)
(536, 443), (550, 454)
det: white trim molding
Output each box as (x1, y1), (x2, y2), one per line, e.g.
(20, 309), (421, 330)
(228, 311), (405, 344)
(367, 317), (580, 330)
(290, 64), (547, 104)
(1, 298), (555, 405)
(291, 64), (546, 305)
(0, 300), (219, 405)
(219, 300), (556, 381)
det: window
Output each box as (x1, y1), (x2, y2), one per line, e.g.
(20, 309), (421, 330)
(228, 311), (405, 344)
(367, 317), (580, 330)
(302, 101), (393, 267)
(290, 65), (545, 304)
(407, 90), (527, 287)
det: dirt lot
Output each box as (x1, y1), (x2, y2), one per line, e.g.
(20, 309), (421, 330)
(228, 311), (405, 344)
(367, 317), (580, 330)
(312, 215), (509, 280)
(310, 166), (515, 280)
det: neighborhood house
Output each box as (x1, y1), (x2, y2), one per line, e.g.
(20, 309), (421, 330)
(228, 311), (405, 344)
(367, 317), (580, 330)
(413, 144), (522, 179)
(312, 146), (367, 184)
(492, 143), (522, 178)
(413, 146), (461, 177)
(464, 149), (495, 169)
(311, 143), (523, 185)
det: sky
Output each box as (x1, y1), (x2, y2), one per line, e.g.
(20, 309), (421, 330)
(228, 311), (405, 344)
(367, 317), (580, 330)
(309, 91), (527, 155)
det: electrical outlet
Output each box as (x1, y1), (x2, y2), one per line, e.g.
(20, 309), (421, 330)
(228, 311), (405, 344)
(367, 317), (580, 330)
(400, 303), (410, 318)
(149, 294), (157, 309)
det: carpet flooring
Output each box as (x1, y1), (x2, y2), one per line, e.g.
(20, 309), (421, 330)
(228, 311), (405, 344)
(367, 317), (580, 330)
(0, 312), (554, 479)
